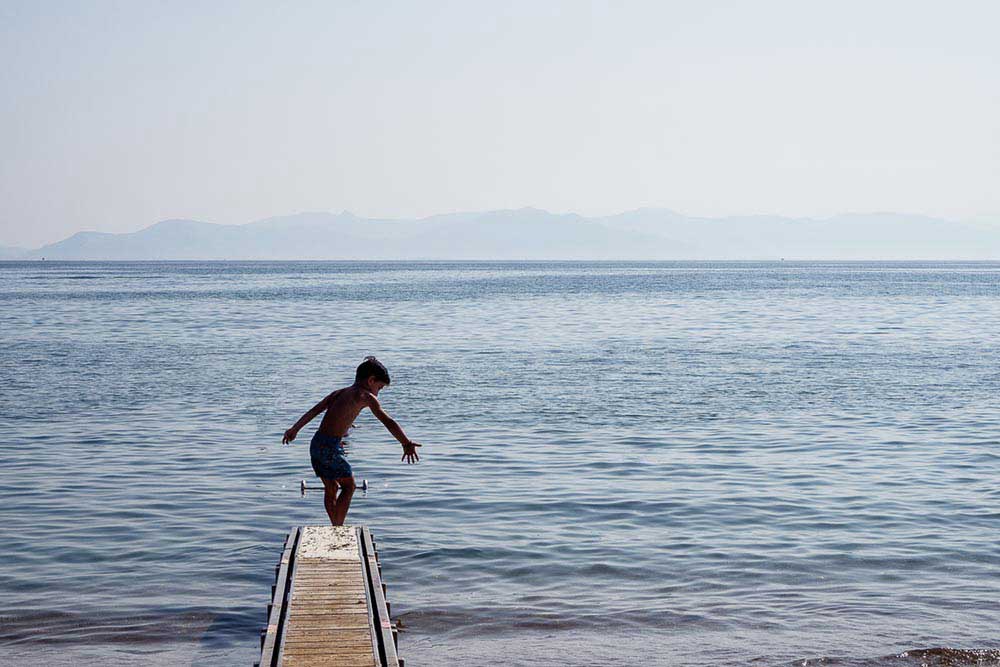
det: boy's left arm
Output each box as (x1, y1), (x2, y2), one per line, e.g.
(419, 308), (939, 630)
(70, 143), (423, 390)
(366, 394), (422, 463)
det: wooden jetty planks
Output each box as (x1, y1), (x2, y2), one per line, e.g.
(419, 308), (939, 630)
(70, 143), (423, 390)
(278, 527), (378, 667)
(258, 525), (400, 667)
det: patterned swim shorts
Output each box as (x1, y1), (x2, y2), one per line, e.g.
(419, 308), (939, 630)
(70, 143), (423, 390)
(309, 431), (353, 480)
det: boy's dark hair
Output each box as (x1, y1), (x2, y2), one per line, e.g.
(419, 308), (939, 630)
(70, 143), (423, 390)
(356, 356), (390, 385)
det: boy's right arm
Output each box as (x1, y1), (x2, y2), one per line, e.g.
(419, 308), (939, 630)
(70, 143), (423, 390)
(282, 393), (331, 444)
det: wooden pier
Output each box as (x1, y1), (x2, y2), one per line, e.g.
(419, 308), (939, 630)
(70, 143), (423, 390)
(256, 526), (402, 667)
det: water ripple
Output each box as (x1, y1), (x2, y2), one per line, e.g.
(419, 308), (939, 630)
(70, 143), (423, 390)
(1, 261), (998, 666)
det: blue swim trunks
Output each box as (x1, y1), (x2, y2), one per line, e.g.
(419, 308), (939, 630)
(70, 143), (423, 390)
(310, 432), (353, 480)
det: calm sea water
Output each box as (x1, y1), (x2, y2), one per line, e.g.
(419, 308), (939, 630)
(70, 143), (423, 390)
(0, 261), (998, 667)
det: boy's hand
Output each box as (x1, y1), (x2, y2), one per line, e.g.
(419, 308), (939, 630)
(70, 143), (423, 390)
(401, 441), (422, 464)
(282, 428), (297, 445)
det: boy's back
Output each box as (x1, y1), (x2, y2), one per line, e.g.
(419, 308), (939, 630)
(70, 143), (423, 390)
(317, 386), (370, 437)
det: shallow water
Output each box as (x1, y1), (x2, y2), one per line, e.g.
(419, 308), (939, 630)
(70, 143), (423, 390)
(0, 261), (998, 666)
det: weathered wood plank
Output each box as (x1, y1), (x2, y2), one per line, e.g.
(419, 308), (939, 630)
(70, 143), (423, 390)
(288, 600), (368, 608)
(282, 657), (378, 667)
(290, 582), (365, 588)
(283, 621), (370, 629)
(282, 647), (375, 654)
(291, 605), (368, 620)
(282, 625), (371, 635)
(282, 655), (379, 665)
(290, 592), (367, 600)
(282, 624), (372, 635)
(283, 640), (374, 650)
(292, 580), (366, 587)
(282, 642), (375, 652)
(360, 527), (400, 667)
(285, 613), (369, 619)
(283, 621), (371, 631)
(260, 527), (300, 667)
(282, 647), (379, 658)
(282, 629), (370, 638)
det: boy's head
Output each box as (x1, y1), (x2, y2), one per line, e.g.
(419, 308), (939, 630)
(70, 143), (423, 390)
(356, 356), (391, 392)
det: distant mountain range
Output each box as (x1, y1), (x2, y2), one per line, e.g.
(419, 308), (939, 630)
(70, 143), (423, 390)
(4, 209), (999, 260)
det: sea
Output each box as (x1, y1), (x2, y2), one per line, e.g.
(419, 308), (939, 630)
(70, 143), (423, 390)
(0, 261), (997, 666)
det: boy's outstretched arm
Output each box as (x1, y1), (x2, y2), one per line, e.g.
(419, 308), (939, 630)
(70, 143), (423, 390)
(366, 394), (422, 463)
(282, 393), (331, 444)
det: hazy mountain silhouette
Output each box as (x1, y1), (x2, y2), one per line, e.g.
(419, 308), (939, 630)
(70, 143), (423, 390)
(597, 209), (999, 260)
(13, 209), (1000, 260)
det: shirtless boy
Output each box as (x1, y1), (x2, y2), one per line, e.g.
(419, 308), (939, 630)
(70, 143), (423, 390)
(282, 356), (422, 526)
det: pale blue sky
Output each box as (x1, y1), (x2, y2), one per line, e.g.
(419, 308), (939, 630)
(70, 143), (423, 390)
(2, 0), (998, 246)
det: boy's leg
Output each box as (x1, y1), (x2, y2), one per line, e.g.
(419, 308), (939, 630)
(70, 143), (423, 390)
(331, 476), (356, 526)
(320, 478), (340, 526)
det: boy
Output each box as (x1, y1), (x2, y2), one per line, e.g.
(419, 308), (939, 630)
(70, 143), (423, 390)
(282, 356), (422, 526)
